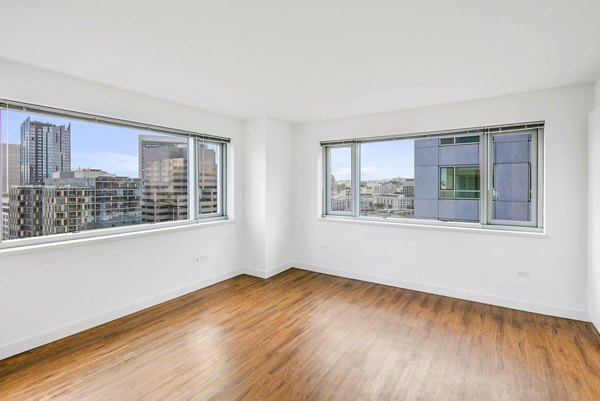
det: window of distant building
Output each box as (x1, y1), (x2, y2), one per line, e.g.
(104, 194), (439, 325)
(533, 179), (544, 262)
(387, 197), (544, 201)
(0, 100), (229, 247)
(322, 123), (543, 229)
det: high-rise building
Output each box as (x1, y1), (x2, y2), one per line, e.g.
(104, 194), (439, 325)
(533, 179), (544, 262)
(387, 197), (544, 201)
(42, 186), (95, 235)
(138, 135), (188, 178)
(8, 186), (43, 239)
(20, 117), (71, 185)
(47, 169), (142, 230)
(1, 143), (20, 195)
(5, 169), (142, 240)
(197, 144), (218, 214)
(1, 196), (9, 240)
(414, 136), (480, 222)
(139, 135), (189, 223)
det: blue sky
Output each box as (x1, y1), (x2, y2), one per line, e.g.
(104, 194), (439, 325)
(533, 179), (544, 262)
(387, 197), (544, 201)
(1, 109), (174, 178)
(330, 140), (415, 181)
(2, 109), (414, 181)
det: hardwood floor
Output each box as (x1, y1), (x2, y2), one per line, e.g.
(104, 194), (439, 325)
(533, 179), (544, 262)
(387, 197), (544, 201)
(1, 268), (599, 400)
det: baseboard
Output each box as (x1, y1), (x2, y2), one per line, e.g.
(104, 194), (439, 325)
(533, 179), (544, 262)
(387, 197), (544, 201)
(588, 286), (600, 334)
(241, 262), (295, 279)
(0, 268), (244, 361)
(2, 261), (591, 361)
(292, 261), (590, 322)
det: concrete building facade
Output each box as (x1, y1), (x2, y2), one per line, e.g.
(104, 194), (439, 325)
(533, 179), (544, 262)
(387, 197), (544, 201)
(1, 143), (20, 195)
(8, 186), (43, 239)
(1, 196), (9, 240)
(197, 144), (219, 214)
(490, 132), (533, 222)
(414, 136), (480, 222)
(47, 169), (142, 230)
(138, 135), (188, 179)
(141, 146), (188, 223)
(414, 132), (533, 222)
(42, 186), (95, 235)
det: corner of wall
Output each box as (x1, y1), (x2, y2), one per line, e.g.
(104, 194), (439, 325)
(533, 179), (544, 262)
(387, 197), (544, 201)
(242, 117), (294, 274)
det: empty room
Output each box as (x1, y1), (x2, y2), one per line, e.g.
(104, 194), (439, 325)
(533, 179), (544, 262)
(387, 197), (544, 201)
(1, 1), (600, 400)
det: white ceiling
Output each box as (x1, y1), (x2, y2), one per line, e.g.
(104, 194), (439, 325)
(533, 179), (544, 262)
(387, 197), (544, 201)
(1, 0), (600, 123)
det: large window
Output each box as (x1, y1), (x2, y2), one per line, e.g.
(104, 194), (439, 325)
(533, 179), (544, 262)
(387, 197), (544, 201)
(323, 122), (543, 229)
(0, 100), (228, 246)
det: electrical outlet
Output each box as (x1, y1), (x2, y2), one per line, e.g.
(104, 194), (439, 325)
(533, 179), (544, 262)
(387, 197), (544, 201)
(516, 271), (530, 279)
(320, 245), (328, 251)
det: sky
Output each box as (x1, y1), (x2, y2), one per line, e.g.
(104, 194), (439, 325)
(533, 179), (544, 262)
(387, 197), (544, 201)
(1, 108), (413, 181)
(0, 109), (175, 178)
(330, 140), (415, 181)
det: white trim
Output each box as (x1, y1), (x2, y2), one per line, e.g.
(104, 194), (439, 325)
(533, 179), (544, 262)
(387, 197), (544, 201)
(1, 261), (591, 361)
(318, 215), (546, 238)
(0, 268), (244, 360)
(292, 261), (590, 321)
(0, 218), (235, 256)
(242, 262), (295, 279)
(588, 285), (600, 334)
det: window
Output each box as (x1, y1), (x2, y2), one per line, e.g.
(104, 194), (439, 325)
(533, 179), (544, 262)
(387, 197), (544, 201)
(0, 100), (229, 246)
(322, 122), (543, 229)
(440, 135), (480, 145)
(440, 166), (480, 199)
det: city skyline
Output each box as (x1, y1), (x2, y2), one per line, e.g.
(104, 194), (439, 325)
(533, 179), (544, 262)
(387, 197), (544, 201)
(1, 109), (165, 178)
(330, 139), (415, 181)
(1, 111), (220, 240)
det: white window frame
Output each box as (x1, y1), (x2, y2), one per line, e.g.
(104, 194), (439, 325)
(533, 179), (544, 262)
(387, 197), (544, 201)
(0, 99), (230, 250)
(484, 128), (541, 228)
(322, 122), (544, 231)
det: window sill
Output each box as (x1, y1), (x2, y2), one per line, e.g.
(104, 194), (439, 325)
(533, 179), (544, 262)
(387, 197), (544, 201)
(0, 218), (234, 256)
(318, 215), (546, 238)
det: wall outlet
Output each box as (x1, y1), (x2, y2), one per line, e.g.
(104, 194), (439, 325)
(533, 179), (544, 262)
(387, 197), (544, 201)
(516, 271), (530, 279)
(320, 245), (328, 251)
(193, 255), (208, 263)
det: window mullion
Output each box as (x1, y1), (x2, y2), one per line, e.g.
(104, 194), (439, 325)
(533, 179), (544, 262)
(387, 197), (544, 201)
(352, 143), (361, 217)
(188, 137), (197, 220)
(220, 144), (227, 217)
(481, 132), (488, 225)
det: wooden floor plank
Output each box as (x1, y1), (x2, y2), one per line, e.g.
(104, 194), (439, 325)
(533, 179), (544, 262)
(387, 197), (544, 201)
(1, 268), (599, 400)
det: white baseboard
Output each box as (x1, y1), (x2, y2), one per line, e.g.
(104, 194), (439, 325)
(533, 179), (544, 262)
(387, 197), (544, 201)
(588, 286), (600, 333)
(241, 262), (295, 279)
(0, 268), (244, 361)
(2, 262), (592, 361)
(292, 261), (590, 322)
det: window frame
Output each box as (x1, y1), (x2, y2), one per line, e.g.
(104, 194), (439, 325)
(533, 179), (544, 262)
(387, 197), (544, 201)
(485, 129), (541, 228)
(324, 144), (356, 216)
(322, 123), (544, 231)
(0, 99), (230, 250)
(439, 165), (481, 200)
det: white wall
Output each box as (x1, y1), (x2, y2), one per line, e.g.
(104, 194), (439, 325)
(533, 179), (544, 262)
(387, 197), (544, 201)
(243, 119), (267, 272)
(588, 79), (600, 332)
(292, 84), (594, 320)
(0, 57), (596, 360)
(265, 120), (293, 272)
(0, 59), (245, 359)
(243, 118), (293, 276)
